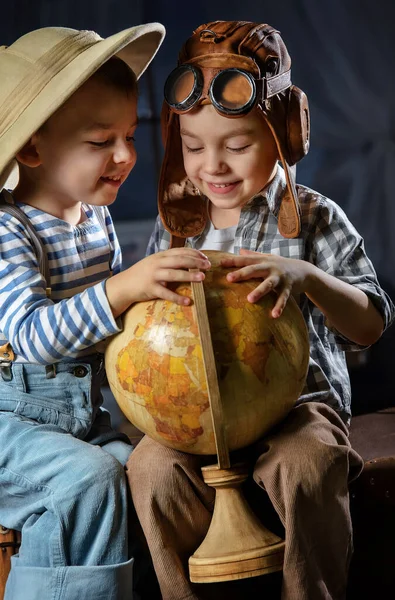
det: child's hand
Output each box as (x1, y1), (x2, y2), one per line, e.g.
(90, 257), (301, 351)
(221, 249), (313, 318)
(129, 248), (211, 305)
(106, 248), (211, 318)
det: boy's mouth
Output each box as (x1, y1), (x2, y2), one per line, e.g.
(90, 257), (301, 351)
(206, 181), (240, 195)
(100, 175), (123, 188)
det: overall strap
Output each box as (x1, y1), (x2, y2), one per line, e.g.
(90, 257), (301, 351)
(0, 190), (51, 368)
(0, 189), (51, 295)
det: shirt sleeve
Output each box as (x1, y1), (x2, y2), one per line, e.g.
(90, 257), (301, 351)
(0, 214), (121, 364)
(146, 214), (171, 256)
(309, 195), (395, 349)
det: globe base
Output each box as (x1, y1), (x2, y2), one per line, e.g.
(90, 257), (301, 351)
(188, 463), (284, 583)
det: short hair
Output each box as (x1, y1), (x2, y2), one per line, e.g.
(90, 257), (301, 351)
(92, 56), (138, 97)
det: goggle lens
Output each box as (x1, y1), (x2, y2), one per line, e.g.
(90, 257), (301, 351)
(164, 65), (202, 111)
(210, 69), (255, 114)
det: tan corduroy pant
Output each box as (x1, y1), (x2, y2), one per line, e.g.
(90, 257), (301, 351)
(126, 402), (363, 600)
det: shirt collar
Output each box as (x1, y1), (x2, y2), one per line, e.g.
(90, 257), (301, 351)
(246, 164), (287, 216)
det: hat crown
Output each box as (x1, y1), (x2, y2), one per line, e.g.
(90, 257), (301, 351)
(1, 27), (101, 63)
(0, 28), (102, 97)
(0, 28), (104, 138)
(179, 21), (291, 78)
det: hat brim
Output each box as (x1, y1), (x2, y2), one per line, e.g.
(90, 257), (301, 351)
(0, 23), (165, 190)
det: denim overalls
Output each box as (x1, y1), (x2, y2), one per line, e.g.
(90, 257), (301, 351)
(0, 354), (134, 600)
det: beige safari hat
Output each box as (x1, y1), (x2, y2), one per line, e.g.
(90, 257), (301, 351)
(0, 23), (166, 190)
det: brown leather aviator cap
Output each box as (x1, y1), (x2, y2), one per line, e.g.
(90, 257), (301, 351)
(159, 21), (310, 245)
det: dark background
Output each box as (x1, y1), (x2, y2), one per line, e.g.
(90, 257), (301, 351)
(2, 0), (394, 415)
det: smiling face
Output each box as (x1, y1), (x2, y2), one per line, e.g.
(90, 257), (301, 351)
(179, 104), (278, 226)
(16, 72), (138, 219)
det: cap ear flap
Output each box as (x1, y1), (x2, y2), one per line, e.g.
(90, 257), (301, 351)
(286, 86), (310, 166)
(158, 109), (207, 239)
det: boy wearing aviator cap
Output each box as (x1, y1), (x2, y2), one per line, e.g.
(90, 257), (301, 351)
(0, 24), (211, 599)
(127, 21), (395, 599)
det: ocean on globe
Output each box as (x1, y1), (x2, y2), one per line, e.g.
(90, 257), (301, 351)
(105, 251), (309, 455)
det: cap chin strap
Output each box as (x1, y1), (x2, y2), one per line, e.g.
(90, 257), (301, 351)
(277, 162), (301, 238)
(263, 115), (301, 238)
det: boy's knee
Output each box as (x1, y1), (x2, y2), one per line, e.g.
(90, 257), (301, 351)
(254, 433), (352, 497)
(294, 441), (350, 488)
(126, 436), (202, 493)
(66, 449), (126, 500)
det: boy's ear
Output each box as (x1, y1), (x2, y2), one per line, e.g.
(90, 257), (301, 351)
(16, 134), (41, 168)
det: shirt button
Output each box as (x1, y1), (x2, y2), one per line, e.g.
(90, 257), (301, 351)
(73, 366), (88, 378)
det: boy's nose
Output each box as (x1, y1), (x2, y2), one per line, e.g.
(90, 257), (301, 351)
(203, 152), (228, 175)
(113, 140), (136, 165)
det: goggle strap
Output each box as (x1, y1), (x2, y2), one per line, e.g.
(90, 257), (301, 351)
(258, 69), (292, 100)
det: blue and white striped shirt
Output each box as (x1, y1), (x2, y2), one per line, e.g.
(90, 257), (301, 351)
(0, 200), (122, 364)
(147, 166), (395, 424)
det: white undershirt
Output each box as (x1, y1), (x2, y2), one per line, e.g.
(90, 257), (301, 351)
(192, 219), (237, 254)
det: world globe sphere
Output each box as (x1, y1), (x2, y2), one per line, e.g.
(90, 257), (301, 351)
(105, 250), (309, 455)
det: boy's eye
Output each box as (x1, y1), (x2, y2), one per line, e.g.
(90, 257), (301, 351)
(89, 140), (109, 147)
(185, 146), (203, 153)
(88, 136), (135, 147)
(227, 145), (250, 153)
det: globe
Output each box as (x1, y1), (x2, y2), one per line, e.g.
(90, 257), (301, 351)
(105, 250), (309, 455)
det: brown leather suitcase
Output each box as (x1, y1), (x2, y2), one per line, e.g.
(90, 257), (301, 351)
(0, 526), (20, 599)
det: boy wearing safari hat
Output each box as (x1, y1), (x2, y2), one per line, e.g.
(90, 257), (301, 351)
(127, 21), (395, 599)
(0, 24), (212, 599)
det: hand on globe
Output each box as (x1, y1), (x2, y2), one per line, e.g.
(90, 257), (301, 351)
(221, 249), (314, 318)
(105, 247), (211, 317)
(128, 248), (211, 305)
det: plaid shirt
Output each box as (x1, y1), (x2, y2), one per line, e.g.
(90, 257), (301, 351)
(147, 166), (395, 424)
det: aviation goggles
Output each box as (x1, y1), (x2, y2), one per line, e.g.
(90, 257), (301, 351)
(164, 63), (292, 117)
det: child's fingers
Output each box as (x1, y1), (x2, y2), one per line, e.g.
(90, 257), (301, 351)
(153, 284), (192, 306)
(159, 254), (211, 271)
(221, 252), (266, 268)
(156, 268), (205, 284)
(226, 263), (269, 282)
(165, 247), (207, 256)
(163, 248), (210, 263)
(239, 248), (261, 256)
(271, 287), (291, 318)
(246, 275), (280, 303)
(221, 256), (259, 268)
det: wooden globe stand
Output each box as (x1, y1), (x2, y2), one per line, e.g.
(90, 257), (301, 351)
(189, 463), (284, 582)
(188, 278), (285, 583)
